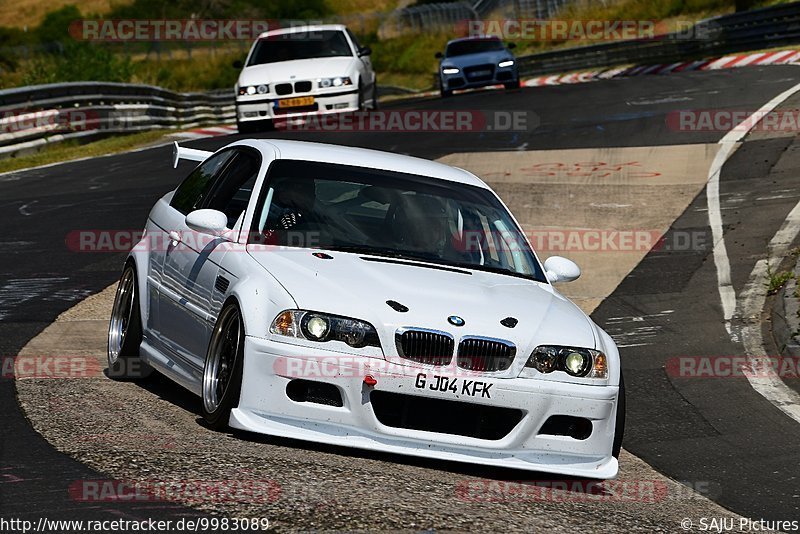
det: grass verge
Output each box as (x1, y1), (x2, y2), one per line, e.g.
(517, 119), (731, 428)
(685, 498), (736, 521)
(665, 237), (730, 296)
(0, 130), (170, 174)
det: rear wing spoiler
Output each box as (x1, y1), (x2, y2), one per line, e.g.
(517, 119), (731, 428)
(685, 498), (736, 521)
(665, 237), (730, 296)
(172, 141), (213, 168)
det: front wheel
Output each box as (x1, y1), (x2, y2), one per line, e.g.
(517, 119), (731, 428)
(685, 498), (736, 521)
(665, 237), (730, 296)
(357, 82), (366, 111)
(107, 263), (152, 380)
(202, 302), (245, 430)
(504, 81), (519, 90)
(612, 373), (626, 458)
(370, 79), (378, 110)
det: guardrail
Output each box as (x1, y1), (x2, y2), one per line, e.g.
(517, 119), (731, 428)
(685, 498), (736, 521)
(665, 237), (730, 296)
(3, 1), (800, 159)
(0, 82), (235, 158)
(517, 1), (800, 76)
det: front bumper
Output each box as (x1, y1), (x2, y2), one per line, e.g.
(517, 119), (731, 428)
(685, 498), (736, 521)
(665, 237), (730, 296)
(236, 89), (359, 123)
(231, 336), (620, 479)
(442, 66), (519, 92)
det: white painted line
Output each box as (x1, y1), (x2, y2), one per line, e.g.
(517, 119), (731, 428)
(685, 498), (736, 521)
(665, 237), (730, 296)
(735, 200), (800, 423)
(707, 79), (800, 420)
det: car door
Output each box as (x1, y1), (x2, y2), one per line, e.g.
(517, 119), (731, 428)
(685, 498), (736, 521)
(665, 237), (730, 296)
(148, 149), (235, 347)
(156, 148), (248, 372)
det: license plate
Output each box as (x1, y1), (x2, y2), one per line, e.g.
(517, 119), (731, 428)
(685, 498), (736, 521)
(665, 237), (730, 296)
(276, 96), (314, 108)
(414, 373), (492, 399)
(470, 70), (491, 77)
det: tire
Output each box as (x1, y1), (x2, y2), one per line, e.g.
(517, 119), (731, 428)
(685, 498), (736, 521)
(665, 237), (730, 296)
(504, 81), (519, 90)
(440, 87), (452, 98)
(107, 263), (152, 381)
(370, 78), (378, 110)
(612, 372), (626, 459)
(202, 302), (245, 430)
(357, 82), (366, 111)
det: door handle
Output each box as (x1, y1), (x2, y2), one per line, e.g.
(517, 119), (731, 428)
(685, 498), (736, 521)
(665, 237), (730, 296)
(168, 231), (181, 245)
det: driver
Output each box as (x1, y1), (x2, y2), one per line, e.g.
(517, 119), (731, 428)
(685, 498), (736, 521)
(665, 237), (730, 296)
(261, 179), (317, 245)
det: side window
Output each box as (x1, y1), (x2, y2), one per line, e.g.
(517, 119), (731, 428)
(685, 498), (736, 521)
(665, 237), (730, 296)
(170, 150), (235, 215)
(203, 150), (261, 228)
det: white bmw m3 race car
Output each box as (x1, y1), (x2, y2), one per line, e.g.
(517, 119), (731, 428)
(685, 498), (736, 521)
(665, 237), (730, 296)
(108, 139), (625, 479)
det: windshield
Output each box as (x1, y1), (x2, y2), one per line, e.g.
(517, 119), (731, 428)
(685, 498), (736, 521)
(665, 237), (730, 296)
(251, 160), (546, 282)
(446, 38), (505, 57)
(248, 30), (352, 65)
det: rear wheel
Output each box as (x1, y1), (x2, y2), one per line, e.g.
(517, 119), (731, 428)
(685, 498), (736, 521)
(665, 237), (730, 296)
(612, 373), (626, 458)
(107, 263), (152, 380)
(202, 302), (245, 430)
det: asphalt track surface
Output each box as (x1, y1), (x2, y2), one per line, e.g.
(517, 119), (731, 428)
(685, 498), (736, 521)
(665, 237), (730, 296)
(1, 65), (799, 525)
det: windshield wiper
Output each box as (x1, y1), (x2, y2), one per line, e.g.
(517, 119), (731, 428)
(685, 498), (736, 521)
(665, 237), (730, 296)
(324, 245), (438, 264)
(323, 246), (546, 282)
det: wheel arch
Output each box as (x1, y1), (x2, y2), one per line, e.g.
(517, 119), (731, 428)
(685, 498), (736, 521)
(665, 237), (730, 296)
(223, 269), (296, 340)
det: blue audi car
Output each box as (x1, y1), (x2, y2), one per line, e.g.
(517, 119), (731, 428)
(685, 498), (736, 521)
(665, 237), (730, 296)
(436, 36), (519, 97)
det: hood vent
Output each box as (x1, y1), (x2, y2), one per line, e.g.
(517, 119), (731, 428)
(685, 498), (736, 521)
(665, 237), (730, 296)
(386, 300), (409, 313)
(500, 317), (518, 328)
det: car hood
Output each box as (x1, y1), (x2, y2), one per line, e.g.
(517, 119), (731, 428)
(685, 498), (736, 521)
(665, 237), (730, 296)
(442, 50), (514, 69)
(249, 248), (596, 363)
(239, 57), (357, 85)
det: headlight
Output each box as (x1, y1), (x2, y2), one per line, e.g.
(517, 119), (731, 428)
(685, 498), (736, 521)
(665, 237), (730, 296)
(498, 60), (515, 68)
(318, 76), (352, 88)
(270, 310), (380, 348)
(239, 85), (261, 96)
(442, 67), (460, 75)
(524, 346), (607, 379)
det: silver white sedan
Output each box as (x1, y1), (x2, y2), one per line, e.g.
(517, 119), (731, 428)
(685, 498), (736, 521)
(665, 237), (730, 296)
(108, 139), (625, 478)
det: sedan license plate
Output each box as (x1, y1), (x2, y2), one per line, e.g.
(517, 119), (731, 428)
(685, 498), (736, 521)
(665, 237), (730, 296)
(469, 70), (491, 78)
(276, 96), (315, 108)
(414, 373), (492, 399)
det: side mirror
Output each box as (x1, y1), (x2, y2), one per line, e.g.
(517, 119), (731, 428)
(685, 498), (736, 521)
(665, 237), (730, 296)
(435, 51), (443, 59)
(507, 42), (516, 49)
(358, 46), (372, 57)
(185, 209), (228, 236)
(232, 60), (244, 69)
(544, 256), (581, 284)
